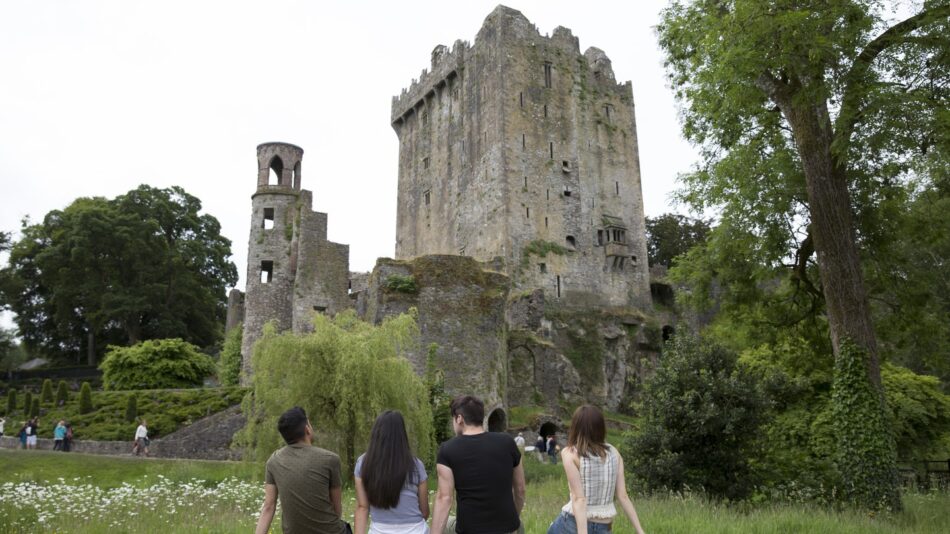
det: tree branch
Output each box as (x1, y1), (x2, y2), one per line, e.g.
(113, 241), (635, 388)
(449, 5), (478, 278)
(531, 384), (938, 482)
(834, 4), (950, 154)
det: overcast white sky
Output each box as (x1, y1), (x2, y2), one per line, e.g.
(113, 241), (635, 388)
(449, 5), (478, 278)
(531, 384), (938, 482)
(0, 0), (698, 320)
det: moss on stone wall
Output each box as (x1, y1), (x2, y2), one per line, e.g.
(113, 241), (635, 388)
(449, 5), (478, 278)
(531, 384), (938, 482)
(384, 274), (418, 294)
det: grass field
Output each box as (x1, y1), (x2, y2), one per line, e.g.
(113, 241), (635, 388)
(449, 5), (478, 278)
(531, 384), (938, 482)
(1, 449), (948, 533)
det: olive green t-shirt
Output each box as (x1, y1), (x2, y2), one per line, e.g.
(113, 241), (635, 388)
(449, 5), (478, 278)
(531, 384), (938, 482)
(265, 442), (345, 534)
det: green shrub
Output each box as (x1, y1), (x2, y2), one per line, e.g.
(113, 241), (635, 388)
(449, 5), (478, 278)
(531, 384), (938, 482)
(217, 325), (243, 387)
(626, 334), (766, 500)
(29, 398), (40, 418)
(55, 381), (69, 406)
(425, 343), (452, 446)
(125, 395), (138, 422)
(40, 379), (54, 404)
(23, 391), (33, 415)
(6, 389), (15, 415)
(79, 382), (93, 414)
(100, 338), (215, 390)
(384, 274), (418, 294)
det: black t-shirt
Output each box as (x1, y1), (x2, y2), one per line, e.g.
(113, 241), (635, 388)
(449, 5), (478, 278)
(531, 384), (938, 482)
(437, 432), (521, 534)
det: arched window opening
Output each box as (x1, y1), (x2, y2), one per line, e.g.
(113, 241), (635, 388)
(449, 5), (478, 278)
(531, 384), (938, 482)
(566, 235), (576, 249)
(268, 156), (284, 186)
(487, 408), (507, 433)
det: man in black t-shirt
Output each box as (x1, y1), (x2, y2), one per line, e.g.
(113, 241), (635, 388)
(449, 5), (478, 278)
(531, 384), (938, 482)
(432, 395), (526, 534)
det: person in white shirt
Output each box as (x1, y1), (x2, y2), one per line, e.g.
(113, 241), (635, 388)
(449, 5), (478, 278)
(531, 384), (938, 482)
(514, 432), (526, 451)
(133, 419), (149, 457)
(0, 417), (5, 438)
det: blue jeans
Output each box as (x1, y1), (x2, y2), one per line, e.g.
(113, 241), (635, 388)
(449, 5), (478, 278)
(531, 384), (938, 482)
(547, 512), (612, 534)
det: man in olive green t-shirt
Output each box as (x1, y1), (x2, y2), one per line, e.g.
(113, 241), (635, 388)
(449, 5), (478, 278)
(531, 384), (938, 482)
(255, 407), (348, 534)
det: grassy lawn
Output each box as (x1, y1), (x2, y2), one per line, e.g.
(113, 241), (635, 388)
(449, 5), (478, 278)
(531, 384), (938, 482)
(1, 449), (948, 533)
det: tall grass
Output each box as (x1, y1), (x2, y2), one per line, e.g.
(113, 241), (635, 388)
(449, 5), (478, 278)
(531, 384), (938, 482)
(1, 449), (947, 533)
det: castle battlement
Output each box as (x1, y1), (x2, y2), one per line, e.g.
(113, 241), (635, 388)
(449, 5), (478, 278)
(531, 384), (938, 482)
(391, 39), (470, 124)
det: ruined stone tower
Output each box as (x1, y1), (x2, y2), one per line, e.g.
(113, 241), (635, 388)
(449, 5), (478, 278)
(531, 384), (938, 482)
(239, 142), (351, 379)
(391, 5), (651, 310)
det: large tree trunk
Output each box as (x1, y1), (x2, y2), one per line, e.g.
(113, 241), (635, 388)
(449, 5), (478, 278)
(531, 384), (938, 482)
(784, 101), (881, 384)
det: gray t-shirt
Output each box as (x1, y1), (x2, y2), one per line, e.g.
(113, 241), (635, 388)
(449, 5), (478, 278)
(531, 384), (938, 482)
(354, 454), (427, 525)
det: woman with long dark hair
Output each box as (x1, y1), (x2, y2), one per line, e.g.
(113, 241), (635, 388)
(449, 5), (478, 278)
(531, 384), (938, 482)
(547, 405), (645, 534)
(354, 410), (429, 534)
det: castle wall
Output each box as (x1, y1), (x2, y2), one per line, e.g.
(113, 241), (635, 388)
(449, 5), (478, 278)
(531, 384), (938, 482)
(392, 6), (651, 310)
(360, 255), (510, 415)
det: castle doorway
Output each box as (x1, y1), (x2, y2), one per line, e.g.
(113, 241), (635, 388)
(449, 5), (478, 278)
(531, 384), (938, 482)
(539, 421), (559, 438)
(487, 408), (507, 432)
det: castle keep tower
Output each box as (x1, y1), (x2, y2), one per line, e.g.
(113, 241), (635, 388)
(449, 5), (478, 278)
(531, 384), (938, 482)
(391, 6), (651, 309)
(239, 142), (352, 379)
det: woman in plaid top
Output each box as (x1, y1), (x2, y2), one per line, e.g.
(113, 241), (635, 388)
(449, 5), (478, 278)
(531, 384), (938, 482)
(547, 406), (646, 534)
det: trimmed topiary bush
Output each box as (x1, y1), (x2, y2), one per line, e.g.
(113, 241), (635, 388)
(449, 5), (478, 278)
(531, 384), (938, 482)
(79, 382), (93, 415)
(55, 381), (69, 406)
(23, 391), (33, 415)
(100, 338), (215, 390)
(40, 379), (54, 404)
(125, 395), (138, 422)
(30, 398), (40, 418)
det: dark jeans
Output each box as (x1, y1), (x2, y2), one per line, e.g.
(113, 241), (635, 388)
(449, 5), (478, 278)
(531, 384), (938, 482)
(547, 512), (612, 534)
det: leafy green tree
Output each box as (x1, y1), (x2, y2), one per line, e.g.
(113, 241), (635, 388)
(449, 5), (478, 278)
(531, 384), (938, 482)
(100, 338), (215, 390)
(217, 324), (243, 387)
(6, 389), (15, 415)
(645, 214), (711, 268)
(0, 185), (238, 364)
(55, 380), (68, 406)
(240, 310), (434, 473)
(125, 395), (138, 423)
(657, 0), (949, 509)
(0, 327), (23, 382)
(40, 379), (53, 404)
(29, 397), (40, 419)
(78, 382), (93, 415)
(626, 334), (766, 500)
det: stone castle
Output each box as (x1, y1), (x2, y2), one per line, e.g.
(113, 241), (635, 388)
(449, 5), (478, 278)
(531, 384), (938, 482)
(227, 6), (662, 427)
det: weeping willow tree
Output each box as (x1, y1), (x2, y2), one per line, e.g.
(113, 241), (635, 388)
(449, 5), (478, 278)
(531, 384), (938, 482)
(239, 309), (434, 473)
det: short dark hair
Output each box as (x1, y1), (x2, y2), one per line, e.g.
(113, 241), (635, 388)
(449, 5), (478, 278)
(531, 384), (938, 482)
(450, 395), (485, 426)
(277, 406), (309, 444)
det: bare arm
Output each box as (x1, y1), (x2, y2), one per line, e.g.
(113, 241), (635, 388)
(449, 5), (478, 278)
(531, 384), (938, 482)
(330, 485), (343, 518)
(512, 458), (526, 513)
(418, 478), (430, 520)
(255, 483), (278, 534)
(614, 453), (645, 534)
(562, 447), (589, 534)
(431, 464), (455, 534)
(354, 477), (370, 534)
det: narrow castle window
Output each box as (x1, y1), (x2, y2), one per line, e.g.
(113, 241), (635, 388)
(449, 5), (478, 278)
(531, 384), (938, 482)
(545, 217), (549, 228)
(424, 190), (431, 206)
(556, 275), (561, 298)
(260, 261), (274, 284)
(544, 62), (552, 88)
(522, 134), (526, 150)
(562, 160), (570, 173)
(268, 156), (283, 186)
(526, 206), (530, 218)
(604, 104), (612, 122)
(423, 157), (430, 170)
(616, 181), (620, 195)
(549, 142), (554, 159)
(262, 208), (275, 230)
(546, 189), (550, 200)
(313, 305), (327, 314)
(597, 230), (604, 246)
(539, 263), (547, 273)
(566, 235), (576, 249)
(524, 176), (528, 188)
(630, 255), (637, 264)
(520, 92), (524, 107)
(563, 189), (572, 197)
(544, 104), (548, 118)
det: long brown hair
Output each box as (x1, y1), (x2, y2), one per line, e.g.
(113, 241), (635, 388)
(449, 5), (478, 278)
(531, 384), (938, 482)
(361, 411), (418, 509)
(567, 405), (608, 459)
